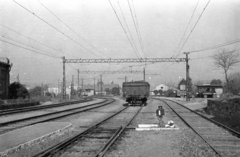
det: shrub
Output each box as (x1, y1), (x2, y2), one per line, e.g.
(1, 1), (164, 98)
(9, 82), (29, 99)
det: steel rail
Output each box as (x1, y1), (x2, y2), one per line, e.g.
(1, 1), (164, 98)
(156, 98), (222, 157)
(35, 104), (143, 157)
(34, 105), (129, 157)
(163, 98), (240, 138)
(0, 99), (114, 134)
(0, 99), (92, 116)
(97, 105), (143, 157)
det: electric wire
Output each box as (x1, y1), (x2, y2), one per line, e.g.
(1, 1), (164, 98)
(36, 0), (108, 58)
(0, 24), (61, 54)
(171, 0), (200, 57)
(189, 38), (240, 53)
(127, 0), (144, 58)
(131, 0), (146, 58)
(190, 49), (240, 60)
(0, 38), (60, 59)
(13, 0), (101, 58)
(108, 0), (140, 58)
(175, 0), (211, 57)
(117, 0), (140, 57)
(1, 34), (61, 58)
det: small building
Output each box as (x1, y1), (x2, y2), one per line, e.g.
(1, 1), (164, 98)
(155, 84), (169, 91)
(82, 89), (94, 96)
(196, 84), (223, 98)
(0, 58), (11, 99)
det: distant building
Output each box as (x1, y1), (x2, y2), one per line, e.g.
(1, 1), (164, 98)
(155, 84), (169, 91)
(48, 87), (61, 95)
(196, 84), (223, 98)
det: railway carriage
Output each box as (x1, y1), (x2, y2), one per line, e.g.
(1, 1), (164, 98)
(122, 81), (150, 105)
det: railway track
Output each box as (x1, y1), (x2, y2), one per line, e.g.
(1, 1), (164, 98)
(34, 104), (143, 157)
(0, 98), (114, 134)
(156, 98), (240, 157)
(0, 98), (92, 116)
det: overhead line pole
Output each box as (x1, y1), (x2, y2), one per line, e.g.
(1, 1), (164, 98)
(62, 56), (66, 100)
(143, 68), (145, 81)
(78, 69), (80, 90)
(184, 52), (190, 101)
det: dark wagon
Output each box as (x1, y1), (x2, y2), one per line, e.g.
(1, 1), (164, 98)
(122, 81), (150, 105)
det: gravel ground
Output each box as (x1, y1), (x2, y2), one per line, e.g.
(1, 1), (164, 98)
(10, 97), (227, 157)
(104, 98), (219, 157)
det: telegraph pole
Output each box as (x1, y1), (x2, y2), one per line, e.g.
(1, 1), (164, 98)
(143, 68), (145, 82)
(78, 69), (80, 90)
(82, 78), (84, 90)
(71, 75), (74, 99)
(94, 77), (95, 95)
(97, 79), (99, 94)
(125, 76), (127, 82)
(184, 52), (190, 101)
(100, 75), (102, 96)
(62, 56), (66, 100)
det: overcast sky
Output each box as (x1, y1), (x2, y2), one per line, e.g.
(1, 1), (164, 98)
(0, 0), (239, 88)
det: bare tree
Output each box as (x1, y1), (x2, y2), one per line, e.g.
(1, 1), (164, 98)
(212, 49), (240, 88)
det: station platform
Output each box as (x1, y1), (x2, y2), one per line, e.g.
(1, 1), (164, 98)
(0, 122), (73, 156)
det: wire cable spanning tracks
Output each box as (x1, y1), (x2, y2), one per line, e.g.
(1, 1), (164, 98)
(64, 58), (186, 63)
(0, 99), (92, 116)
(157, 98), (240, 157)
(34, 104), (143, 157)
(0, 99), (114, 134)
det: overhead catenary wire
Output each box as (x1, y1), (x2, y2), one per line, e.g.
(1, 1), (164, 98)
(36, 0), (108, 58)
(12, 0), (101, 58)
(171, 0), (200, 57)
(0, 24), (80, 59)
(127, 0), (144, 58)
(189, 38), (240, 53)
(1, 34), (61, 58)
(190, 49), (240, 60)
(131, 0), (146, 58)
(0, 24), (61, 54)
(108, 0), (141, 58)
(117, 0), (140, 57)
(175, 0), (211, 57)
(0, 38), (60, 59)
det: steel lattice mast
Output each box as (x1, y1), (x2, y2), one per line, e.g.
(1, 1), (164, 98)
(65, 58), (186, 63)
(62, 57), (188, 100)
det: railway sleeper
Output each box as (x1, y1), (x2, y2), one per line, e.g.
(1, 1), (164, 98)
(81, 135), (113, 139)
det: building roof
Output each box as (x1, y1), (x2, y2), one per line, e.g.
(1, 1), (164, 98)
(197, 85), (222, 88)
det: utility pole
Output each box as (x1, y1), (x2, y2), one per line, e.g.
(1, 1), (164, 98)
(100, 75), (102, 96)
(94, 77), (95, 95)
(184, 52), (190, 101)
(62, 56), (66, 100)
(41, 82), (43, 96)
(125, 76), (127, 82)
(58, 79), (59, 95)
(78, 69), (80, 90)
(143, 68), (145, 82)
(97, 79), (99, 95)
(71, 75), (74, 99)
(81, 78), (83, 88)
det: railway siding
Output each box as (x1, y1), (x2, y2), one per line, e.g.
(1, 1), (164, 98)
(0, 122), (74, 157)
